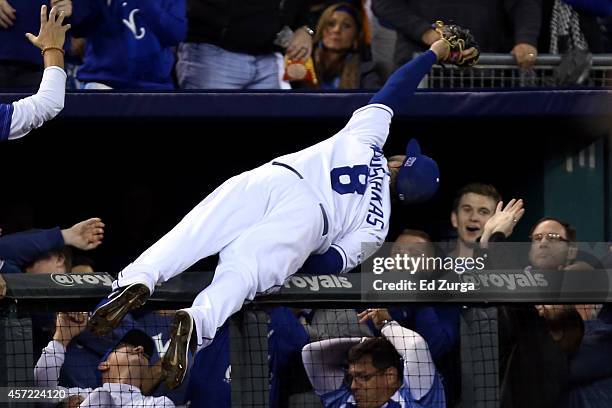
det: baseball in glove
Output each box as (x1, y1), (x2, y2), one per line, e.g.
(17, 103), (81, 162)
(433, 20), (480, 67)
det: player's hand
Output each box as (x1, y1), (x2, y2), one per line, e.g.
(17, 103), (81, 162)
(358, 308), (392, 330)
(512, 43), (538, 69)
(50, 0), (72, 18)
(431, 40), (477, 65)
(0, 0), (16, 29)
(61, 218), (105, 250)
(285, 26), (313, 61)
(54, 312), (88, 347)
(25, 5), (71, 51)
(421, 28), (441, 46)
(480, 199), (524, 247)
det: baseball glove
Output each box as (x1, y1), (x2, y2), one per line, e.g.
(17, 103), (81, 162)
(433, 20), (480, 67)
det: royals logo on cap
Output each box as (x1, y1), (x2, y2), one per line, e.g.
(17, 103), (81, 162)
(396, 139), (440, 204)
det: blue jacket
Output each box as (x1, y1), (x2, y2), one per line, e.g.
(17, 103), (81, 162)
(321, 377), (446, 408)
(186, 307), (309, 408)
(0, 227), (64, 273)
(186, 323), (231, 408)
(71, 0), (186, 89)
(559, 318), (612, 407)
(0, 0), (45, 65)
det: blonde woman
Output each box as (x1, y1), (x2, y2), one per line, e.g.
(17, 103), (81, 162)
(311, 3), (381, 89)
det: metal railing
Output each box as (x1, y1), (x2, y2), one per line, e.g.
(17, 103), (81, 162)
(420, 53), (612, 88)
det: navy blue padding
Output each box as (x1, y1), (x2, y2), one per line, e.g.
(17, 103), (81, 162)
(0, 90), (611, 118)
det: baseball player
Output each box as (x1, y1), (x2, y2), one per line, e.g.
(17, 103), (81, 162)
(0, 5), (68, 142)
(88, 36), (477, 389)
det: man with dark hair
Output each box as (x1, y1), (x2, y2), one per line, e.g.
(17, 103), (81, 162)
(347, 336), (405, 385)
(449, 182), (503, 258)
(302, 317), (445, 407)
(24, 246), (73, 274)
(35, 318), (172, 407)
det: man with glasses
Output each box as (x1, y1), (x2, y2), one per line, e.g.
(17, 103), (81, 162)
(302, 316), (445, 408)
(528, 218), (578, 270)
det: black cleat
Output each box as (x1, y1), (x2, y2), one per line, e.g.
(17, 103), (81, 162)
(88, 283), (150, 336)
(162, 310), (197, 389)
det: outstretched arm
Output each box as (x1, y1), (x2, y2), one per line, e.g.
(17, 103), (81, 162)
(369, 41), (450, 113)
(3, 6), (69, 142)
(381, 321), (436, 400)
(0, 218), (104, 270)
(302, 337), (362, 395)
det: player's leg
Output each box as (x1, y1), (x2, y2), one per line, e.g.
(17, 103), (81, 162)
(89, 172), (270, 335)
(162, 182), (327, 388)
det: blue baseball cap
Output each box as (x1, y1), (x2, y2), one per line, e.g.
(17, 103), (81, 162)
(395, 139), (440, 204)
(100, 329), (155, 364)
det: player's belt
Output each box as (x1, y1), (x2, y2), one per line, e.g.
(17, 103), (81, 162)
(272, 161), (328, 236)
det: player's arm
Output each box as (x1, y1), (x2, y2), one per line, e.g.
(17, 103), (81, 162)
(381, 321), (436, 400)
(297, 221), (388, 275)
(341, 40), (451, 149)
(331, 226), (387, 273)
(298, 248), (344, 275)
(368, 41), (450, 114)
(302, 337), (362, 395)
(2, 6), (69, 142)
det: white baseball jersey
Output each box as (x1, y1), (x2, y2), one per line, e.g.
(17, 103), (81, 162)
(115, 103), (394, 352)
(274, 103), (393, 272)
(0, 66), (65, 142)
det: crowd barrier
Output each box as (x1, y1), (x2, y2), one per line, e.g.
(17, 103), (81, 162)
(1, 271), (611, 407)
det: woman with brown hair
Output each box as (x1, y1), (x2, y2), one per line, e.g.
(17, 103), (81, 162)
(311, 2), (381, 89)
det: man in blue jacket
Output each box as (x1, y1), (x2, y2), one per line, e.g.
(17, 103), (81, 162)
(66, 0), (186, 89)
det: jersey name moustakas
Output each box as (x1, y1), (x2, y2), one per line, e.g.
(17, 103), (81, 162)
(366, 145), (387, 230)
